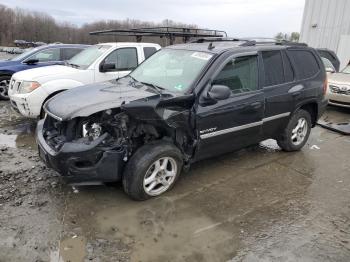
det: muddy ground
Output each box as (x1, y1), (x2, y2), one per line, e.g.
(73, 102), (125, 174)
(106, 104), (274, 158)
(0, 97), (350, 262)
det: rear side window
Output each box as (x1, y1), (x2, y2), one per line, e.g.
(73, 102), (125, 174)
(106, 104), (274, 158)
(61, 48), (84, 60)
(213, 55), (258, 94)
(288, 50), (320, 80)
(282, 51), (294, 82)
(143, 47), (157, 59)
(262, 51), (284, 86)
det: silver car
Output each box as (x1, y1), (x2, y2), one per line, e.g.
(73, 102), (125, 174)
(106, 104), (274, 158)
(327, 64), (350, 108)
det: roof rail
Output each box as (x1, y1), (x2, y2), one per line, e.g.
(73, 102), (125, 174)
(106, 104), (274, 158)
(89, 27), (227, 45)
(190, 37), (241, 43)
(190, 37), (308, 47)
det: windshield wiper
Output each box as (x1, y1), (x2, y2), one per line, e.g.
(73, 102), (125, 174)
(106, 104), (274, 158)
(65, 62), (80, 68)
(140, 81), (165, 94)
(128, 76), (164, 94)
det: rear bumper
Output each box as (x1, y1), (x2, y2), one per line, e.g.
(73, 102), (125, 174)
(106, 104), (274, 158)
(36, 120), (125, 183)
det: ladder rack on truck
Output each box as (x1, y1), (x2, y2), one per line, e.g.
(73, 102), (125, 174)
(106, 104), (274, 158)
(89, 27), (227, 45)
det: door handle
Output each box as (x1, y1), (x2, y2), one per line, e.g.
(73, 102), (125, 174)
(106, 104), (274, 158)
(250, 101), (262, 109)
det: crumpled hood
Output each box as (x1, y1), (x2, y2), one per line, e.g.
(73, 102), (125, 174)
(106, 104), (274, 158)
(45, 78), (158, 121)
(13, 65), (80, 82)
(328, 73), (350, 85)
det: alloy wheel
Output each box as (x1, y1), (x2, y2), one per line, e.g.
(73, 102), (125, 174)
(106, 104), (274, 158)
(291, 117), (308, 146)
(0, 79), (10, 99)
(143, 157), (177, 196)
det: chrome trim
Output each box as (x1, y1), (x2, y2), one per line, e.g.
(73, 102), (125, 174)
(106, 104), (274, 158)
(263, 112), (291, 122)
(200, 112), (290, 139)
(45, 110), (63, 121)
(200, 121), (263, 139)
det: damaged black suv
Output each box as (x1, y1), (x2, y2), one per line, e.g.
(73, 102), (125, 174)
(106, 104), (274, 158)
(36, 39), (328, 200)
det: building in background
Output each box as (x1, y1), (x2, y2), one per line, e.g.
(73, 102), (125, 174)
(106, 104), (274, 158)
(300, 0), (350, 70)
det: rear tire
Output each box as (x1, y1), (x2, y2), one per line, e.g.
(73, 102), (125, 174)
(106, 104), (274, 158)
(0, 75), (11, 100)
(122, 141), (183, 201)
(277, 109), (311, 151)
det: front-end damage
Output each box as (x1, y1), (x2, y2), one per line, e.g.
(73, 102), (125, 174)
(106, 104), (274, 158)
(37, 94), (196, 183)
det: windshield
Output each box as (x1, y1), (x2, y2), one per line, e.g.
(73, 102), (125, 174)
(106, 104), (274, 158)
(130, 49), (213, 93)
(342, 65), (350, 74)
(10, 48), (35, 61)
(68, 45), (111, 69)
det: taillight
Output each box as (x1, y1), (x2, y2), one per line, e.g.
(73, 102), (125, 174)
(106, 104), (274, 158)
(323, 76), (328, 96)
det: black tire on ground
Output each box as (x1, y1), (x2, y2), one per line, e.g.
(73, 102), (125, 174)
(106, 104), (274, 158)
(277, 109), (312, 152)
(0, 75), (11, 100)
(122, 141), (183, 201)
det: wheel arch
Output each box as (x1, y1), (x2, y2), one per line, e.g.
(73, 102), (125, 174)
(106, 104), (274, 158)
(295, 101), (318, 127)
(0, 71), (14, 77)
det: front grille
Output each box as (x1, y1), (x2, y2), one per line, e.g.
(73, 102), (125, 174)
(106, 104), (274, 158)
(9, 79), (21, 93)
(329, 85), (350, 95)
(43, 116), (67, 151)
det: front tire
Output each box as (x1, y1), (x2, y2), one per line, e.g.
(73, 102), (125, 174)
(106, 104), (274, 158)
(0, 75), (11, 100)
(122, 142), (183, 201)
(277, 109), (311, 151)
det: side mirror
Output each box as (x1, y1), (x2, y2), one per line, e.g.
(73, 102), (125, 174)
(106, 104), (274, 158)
(207, 85), (231, 101)
(325, 67), (335, 74)
(100, 63), (116, 72)
(24, 59), (39, 65)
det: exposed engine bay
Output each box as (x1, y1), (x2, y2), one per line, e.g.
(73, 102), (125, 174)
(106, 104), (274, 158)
(43, 104), (196, 166)
(44, 108), (164, 159)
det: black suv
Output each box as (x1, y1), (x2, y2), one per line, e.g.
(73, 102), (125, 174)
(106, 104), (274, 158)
(36, 39), (328, 200)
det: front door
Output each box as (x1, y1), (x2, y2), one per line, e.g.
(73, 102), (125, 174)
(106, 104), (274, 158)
(194, 54), (264, 161)
(95, 47), (139, 83)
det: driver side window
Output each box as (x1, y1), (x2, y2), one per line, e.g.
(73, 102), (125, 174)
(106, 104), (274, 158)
(104, 48), (138, 71)
(213, 56), (258, 94)
(27, 48), (60, 62)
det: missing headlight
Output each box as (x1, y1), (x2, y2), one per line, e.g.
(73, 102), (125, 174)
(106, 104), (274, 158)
(83, 123), (102, 140)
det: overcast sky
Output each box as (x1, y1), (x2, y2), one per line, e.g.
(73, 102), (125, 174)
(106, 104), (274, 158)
(0, 0), (305, 37)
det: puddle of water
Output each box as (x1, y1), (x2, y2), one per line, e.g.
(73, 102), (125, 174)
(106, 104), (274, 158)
(94, 197), (238, 262)
(0, 120), (37, 149)
(58, 236), (86, 262)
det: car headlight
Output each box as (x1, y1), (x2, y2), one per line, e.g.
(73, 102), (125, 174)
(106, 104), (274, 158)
(19, 81), (41, 94)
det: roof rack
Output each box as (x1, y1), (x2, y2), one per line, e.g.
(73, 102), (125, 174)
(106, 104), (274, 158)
(190, 37), (308, 47)
(90, 27), (227, 45)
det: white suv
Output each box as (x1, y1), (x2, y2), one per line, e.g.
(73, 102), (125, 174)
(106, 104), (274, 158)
(8, 42), (161, 118)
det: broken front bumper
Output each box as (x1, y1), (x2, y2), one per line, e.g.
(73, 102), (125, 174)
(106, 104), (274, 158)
(36, 120), (125, 183)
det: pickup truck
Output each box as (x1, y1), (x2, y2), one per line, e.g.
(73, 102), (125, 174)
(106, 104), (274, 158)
(8, 42), (161, 118)
(0, 44), (88, 100)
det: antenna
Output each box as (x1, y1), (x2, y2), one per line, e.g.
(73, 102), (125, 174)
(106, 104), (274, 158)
(208, 42), (215, 50)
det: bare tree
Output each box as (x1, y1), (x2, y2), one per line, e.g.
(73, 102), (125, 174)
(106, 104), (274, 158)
(0, 4), (199, 46)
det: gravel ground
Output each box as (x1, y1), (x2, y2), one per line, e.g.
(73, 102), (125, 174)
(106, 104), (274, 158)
(0, 80), (350, 261)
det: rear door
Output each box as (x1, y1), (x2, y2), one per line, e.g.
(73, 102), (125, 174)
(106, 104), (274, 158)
(194, 53), (264, 161)
(260, 49), (296, 138)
